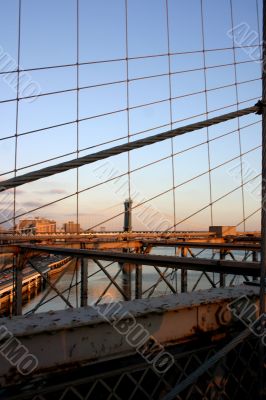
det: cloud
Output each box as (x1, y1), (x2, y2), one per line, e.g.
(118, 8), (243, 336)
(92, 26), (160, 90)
(20, 201), (43, 209)
(0, 200), (13, 207)
(34, 188), (68, 195)
(14, 189), (25, 194)
(49, 188), (67, 194)
(0, 185), (25, 195)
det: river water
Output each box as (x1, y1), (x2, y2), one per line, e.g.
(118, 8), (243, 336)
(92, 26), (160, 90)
(22, 247), (254, 314)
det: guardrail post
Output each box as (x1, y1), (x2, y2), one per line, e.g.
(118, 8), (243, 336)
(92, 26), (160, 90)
(80, 256), (88, 307)
(135, 265), (142, 299)
(181, 247), (188, 292)
(252, 251), (259, 281)
(219, 250), (226, 287)
(14, 254), (23, 316)
(122, 263), (132, 300)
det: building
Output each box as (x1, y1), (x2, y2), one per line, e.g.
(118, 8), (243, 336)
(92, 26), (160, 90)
(18, 217), (56, 234)
(63, 221), (80, 233)
(209, 225), (236, 237)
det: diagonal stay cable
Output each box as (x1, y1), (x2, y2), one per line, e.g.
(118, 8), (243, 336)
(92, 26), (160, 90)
(168, 173), (261, 232)
(0, 144), (261, 229)
(86, 155), (261, 232)
(93, 170), (260, 234)
(0, 94), (259, 147)
(0, 118), (259, 179)
(0, 104), (261, 192)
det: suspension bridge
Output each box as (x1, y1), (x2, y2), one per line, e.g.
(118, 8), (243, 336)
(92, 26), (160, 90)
(0, 0), (265, 399)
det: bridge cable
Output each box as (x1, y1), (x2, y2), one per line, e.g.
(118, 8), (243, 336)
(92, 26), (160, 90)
(0, 102), (260, 178)
(86, 172), (260, 233)
(166, 0), (177, 231)
(76, 0), (80, 234)
(0, 63), (261, 110)
(230, 0), (246, 231)
(200, 0), (214, 227)
(0, 103), (261, 192)
(0, 143), (261, 228)
(13, 0), (22, 233)
(0, 44), (261, 77)
(125, 0), (131, 202)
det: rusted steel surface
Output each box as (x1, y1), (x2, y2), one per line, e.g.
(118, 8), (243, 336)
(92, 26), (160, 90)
(0, 230), (260, 244)
(0, 246), (20, 254)
(143, 240), (260, 250)
(0, 286), (262, 387)
(0, 236), (261, 255)
(0, 240), (261, 254)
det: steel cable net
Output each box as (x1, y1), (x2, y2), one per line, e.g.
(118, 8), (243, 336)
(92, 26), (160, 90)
(0, 0), (262, 234)
(0, 0), (263, 311)
(0, 2), (265, 399)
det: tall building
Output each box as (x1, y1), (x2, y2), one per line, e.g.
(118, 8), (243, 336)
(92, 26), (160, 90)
(18, 217), (56, 234)
(63, 221), (80, 233)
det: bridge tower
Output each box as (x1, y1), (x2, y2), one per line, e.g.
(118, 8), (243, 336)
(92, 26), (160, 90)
(123, 198), (132, 232)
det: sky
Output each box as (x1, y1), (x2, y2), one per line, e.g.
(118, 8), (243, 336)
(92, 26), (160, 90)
(0, 0), (263, 231)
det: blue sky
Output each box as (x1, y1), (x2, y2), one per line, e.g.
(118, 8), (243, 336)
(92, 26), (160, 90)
(0, 0), (263, 231)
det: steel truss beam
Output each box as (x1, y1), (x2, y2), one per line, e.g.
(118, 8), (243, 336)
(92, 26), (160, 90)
(17, 245), (260, 277)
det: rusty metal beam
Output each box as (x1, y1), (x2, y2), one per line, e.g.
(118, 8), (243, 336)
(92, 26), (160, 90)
(68, 240), (143, 250)
(143, 240), (260, 250)
(0, 246), (20, 254)
(0, 231), (216, 241)
(0, 241), (144, 252)
(0, 230), (261, 239)
(17, 245), (260, 277)
(0, 240), (261, 256)
(0, 286), (263, 388)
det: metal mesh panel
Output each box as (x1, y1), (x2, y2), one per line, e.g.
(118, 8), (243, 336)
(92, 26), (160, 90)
(9, 335), (259, 400)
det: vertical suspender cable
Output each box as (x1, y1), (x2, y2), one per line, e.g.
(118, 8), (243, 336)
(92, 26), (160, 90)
(229, 0), (246, 231)
(13, 0), (22, 233)
(166, 0), (177, 231)
(200, 0), (214, 228)
(260, 0), (266, 398)
(125, 0), (131, 207)
(76, 0), (80, 234)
